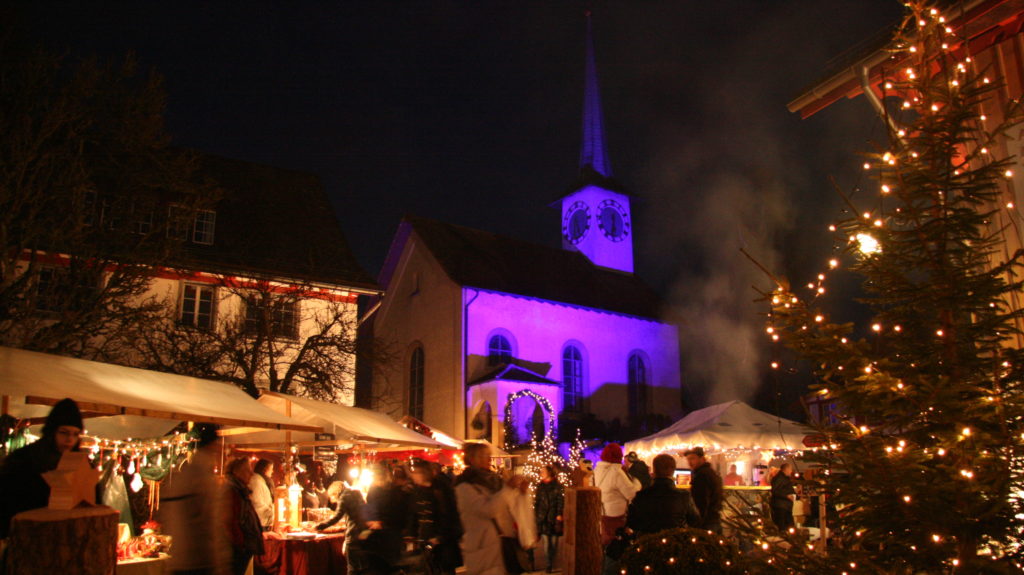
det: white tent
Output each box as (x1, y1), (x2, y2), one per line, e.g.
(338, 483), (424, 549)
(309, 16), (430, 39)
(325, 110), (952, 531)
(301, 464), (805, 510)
(0, 346), (318, 437)
(224, 391), (445, 451)
(624, 400), (811, 458)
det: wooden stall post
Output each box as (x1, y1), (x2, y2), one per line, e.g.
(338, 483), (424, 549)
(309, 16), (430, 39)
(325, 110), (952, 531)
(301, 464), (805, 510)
(564, 486), (602, 575)
(819, 492), (829, 550)
(5, 506), (118, 575)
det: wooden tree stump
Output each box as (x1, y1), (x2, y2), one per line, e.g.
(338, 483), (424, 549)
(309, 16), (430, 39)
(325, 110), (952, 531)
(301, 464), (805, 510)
(5, 506), (118, 575)
(564, 486), (602, 575)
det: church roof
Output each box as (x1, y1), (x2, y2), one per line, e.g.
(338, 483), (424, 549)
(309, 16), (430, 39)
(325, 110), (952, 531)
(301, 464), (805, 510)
(392, 215), (666, 320)
(468, 363), (560, 387)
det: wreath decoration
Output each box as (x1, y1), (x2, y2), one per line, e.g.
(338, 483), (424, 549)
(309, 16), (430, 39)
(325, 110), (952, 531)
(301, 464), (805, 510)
(503, 389), (557, 448)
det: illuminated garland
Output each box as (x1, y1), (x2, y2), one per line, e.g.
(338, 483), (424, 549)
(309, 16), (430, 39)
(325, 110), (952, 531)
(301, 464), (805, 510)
(502, 389), (557, 449)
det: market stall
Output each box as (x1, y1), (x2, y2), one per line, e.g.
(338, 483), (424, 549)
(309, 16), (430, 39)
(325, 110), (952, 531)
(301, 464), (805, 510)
(625, 401), (816, 538)
(0, 346), (320, 573)
(624, 400), (811, 474)
(222, 392), (454, 575)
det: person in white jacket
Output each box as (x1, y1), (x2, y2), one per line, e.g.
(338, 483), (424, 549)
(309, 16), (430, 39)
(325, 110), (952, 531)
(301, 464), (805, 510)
(455, 442), (506, 575)
(248, 459), (275, 530)
(593, 443), (640, 546)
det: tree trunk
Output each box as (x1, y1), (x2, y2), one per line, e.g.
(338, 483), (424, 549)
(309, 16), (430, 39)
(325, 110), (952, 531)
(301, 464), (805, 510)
(5, 506), (118, 575)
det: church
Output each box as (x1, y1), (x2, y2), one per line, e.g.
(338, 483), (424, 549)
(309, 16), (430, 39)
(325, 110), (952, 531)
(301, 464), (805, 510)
(368, 15), (683, 447)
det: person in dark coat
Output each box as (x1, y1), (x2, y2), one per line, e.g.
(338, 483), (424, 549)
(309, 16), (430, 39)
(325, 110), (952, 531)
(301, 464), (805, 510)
(223, 457), (265, 575)
(770, 462), (798, 531)
(626, 454), (700, 535)
(533, 464), (564, 573)
(0, 398), (83, 539)
(363, 465), (412, 575)
(624, 452), (652, 489)
(683, 447), (723, 533)
(408, 459), (463, 575)
(318, 480), (373, 575)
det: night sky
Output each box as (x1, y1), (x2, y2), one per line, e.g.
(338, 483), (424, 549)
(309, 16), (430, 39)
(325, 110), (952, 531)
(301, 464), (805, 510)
(17, 1), (906, 413)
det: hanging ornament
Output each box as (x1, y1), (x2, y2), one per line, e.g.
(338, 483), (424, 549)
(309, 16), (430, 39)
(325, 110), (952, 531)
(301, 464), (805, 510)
(130, 473), (144, 493)
(128, 459), (136, 475)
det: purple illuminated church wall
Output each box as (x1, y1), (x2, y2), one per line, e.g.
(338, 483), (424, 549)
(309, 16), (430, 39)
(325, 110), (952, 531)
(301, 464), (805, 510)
(464, 288), (681, 424)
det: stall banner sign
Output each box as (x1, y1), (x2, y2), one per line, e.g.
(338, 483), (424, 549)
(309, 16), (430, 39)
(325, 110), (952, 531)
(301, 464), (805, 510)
(314, 433), (337, 461)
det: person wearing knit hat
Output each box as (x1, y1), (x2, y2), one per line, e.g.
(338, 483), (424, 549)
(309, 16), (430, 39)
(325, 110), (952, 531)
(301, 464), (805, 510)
(592, 442), (640, 550)
(0, 397), (85, 538)
(599, 443), (623, 465)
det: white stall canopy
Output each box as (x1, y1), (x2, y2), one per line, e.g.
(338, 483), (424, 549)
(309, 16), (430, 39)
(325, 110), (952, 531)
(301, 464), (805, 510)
(0, 346), (319, 435)
(224, 391), (445, 451)
(625, 400), (811, 458)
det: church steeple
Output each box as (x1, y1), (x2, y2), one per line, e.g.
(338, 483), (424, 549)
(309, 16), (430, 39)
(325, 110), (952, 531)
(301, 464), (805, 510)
(580, 10), (611, 178)
(558, 10), (634, 274)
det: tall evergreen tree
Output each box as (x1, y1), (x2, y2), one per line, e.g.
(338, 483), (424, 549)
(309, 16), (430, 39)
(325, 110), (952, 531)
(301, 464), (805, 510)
(759, 2), (1024, 573)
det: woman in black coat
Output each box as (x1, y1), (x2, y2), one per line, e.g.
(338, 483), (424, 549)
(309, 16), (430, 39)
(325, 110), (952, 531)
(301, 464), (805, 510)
(533, 465), (564, 573)
(0, 398), (83, 538)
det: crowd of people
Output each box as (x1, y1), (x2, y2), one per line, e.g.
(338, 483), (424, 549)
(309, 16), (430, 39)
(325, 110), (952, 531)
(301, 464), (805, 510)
(0, 398), (809, 575)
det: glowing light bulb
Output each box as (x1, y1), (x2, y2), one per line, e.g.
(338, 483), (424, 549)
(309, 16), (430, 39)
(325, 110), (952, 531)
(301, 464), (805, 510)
(855, 233), (880, 255)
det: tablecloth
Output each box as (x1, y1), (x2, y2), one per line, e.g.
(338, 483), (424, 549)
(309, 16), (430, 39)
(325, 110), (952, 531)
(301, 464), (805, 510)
(255, 533), (346, 575)
(117, 555), (167, 575)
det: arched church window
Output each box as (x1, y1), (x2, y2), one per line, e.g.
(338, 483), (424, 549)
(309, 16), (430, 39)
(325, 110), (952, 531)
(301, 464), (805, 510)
(409, 346), (424, 419)
(488, 334), (512, 365)
(628, 352), (649, 420)
(562, 346), (583, 412)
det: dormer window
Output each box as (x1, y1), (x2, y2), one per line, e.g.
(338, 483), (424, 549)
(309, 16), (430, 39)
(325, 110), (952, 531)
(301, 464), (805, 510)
(193, 210), (216, 245)
(167, 204), (217, 245)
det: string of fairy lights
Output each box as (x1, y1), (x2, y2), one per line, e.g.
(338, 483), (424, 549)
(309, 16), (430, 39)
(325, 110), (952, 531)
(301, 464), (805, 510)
(85, 432), (196, 493)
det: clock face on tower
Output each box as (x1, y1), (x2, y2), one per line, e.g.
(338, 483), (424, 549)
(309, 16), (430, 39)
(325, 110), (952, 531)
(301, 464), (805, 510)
(562, 201), (590, 245)
(598, 199), (630, 242)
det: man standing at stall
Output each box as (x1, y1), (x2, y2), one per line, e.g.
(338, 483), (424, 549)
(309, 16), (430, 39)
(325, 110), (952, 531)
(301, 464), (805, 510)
(770, 462), (797, 531)
(683, 447), (723, 534)
(626, 454), (700, 535)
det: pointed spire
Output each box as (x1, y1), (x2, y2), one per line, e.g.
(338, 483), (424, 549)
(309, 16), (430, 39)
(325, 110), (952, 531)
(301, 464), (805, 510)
(580, 10), (612, 178)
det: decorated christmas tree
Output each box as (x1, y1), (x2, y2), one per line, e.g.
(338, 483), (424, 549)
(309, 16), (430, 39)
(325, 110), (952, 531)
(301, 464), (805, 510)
(759, 2), (1024, 572)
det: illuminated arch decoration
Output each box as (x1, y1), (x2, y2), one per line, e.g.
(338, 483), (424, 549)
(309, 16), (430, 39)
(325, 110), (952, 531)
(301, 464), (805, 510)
(503, 389), (557, 449)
